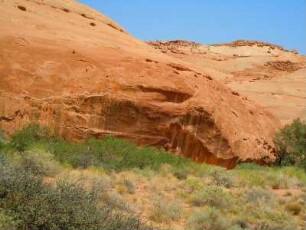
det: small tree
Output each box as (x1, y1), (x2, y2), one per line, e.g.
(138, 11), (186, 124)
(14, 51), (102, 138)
(275, 118), (306, 169)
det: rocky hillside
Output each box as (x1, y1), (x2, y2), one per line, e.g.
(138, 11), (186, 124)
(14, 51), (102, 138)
(147, 40), (306, 124)
(0, 0), (281, 167)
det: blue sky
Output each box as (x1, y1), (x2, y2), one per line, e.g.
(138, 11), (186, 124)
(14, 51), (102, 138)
(80, 0), (306, 54)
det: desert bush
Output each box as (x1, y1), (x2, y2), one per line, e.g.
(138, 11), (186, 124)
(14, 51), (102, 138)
(249, 206), (297, 230)
(173, 170), (188, 180)
(186, 208), (229, 230)
(17, 148), (61, 176)
(0, 210), (15, 230)
(285, 202), (303, 215)
(70, 151), (99, 169)
(275, 118), (306, 170)
(190, 186), (231, 208)
(149, 196), (183, 223)
(124, 179), (136, 194)
(278, 166), (306, 186)
(0, 165), (155, 230)
(184, 178), (204, 192)
(270, 173), (300, 189)
(209, 169), (235, 188)
(0, 131), (6, 151)
(100, 190), (128, 210)
(235, 169), (268, 188)
(245, 187), (275, 205)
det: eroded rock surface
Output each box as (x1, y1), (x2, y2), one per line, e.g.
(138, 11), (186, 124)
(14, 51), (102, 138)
(0, 0), (280, 167)
(148, 40), (306, 124)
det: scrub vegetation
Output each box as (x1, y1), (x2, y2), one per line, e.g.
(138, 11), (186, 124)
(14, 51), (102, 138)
(0, 122), (305, 230)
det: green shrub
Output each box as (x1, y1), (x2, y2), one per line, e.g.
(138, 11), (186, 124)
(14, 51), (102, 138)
(245, 187), (275, 205)
(173, 169), (189, 180)
(100, 189), (127, 210)
(17, 148), (61, 176)
(209, 169), (234, 188)
(184, 178), (204, 192)
(270, 173), (298, 189)
(275, 118), (306, 169)
(0, 210), (15, 230)
(0, 165), (155, 230)
(6, 124), (198, 172)
(186, 208), (229, 230)
(247, 206), (297, 230)
(0, 131), (6, 153)
(45, 130), (193, 172)
(235, 170), (268, 188)
(10, 124), (51, 151)
(190, 186), (231, 208)
(149, 196), (183, 223)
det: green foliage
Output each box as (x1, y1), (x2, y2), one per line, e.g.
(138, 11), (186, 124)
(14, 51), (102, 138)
(9, 124), (193, 171)
(246, 205), (297, 229)
(186, 208), (229, 230)
(0, 131), (8, 156)
(235, 169), (268, 188)
(2, 124), (306, 229)
(184, 178), (204, 192)
(209, 169), (235, 188)
(10, 124), (51, 152)
(17, 148), (61, 176)
(149, 196), (183, 223)
(245, 187), (275, 205)
(190, 186), (231, 208)
(0, 209), (15, 230)
(0, 165), (155, 230)
(275, 118), (306, 169)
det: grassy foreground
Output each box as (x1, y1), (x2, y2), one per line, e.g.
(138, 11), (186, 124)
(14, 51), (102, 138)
(0, 124), (305, 230)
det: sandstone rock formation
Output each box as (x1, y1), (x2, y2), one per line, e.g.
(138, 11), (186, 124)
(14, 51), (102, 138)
(0, 0), (281, 167)
(147, 40), (306, 124)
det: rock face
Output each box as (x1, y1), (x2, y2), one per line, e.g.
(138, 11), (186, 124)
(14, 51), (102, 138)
(0, 0), (280, 168)
(147, 40), (306, 124)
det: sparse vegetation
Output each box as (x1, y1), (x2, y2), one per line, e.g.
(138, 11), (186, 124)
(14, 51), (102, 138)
(0, 124), (305, 229)
(0, 165), (154, 230)
(186, 208), (229, 230)
(190, 186), (231, 208)
(149, 196), (183, 223)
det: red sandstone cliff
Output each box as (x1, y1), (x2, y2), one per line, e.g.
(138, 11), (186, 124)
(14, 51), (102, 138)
(0, 0), (281, 167)
(147, 40), (306, 124)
